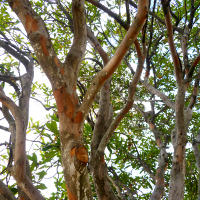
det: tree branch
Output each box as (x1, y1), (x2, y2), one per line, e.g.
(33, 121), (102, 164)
(0, 75), (20, 97)
(192, 134), (200, 199)
(188, 69), (200, 109)
(86, 0), (128, 29)
(0, 125), (9, 132)
(8, 0), (60, 87)
(161, 0), (183, 86)
(125, 0), (130, 26)
(98, 46), (145, 152)
(142, 80), (175, 110)
(0, 40), (29, 67)
(0, 180), (17, 200)
(79, 0), (149, 119)
(65, 0), (87, 79)
(0, 87), (44, 200)
(129, 0), (183, 33)
(19, 59), (34, 128)
(87, 13), (117, 199)
(133, 104), (168, 200)
(186, 53), (200, 81)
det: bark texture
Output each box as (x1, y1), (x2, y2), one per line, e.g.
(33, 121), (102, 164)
(0, 180), (17, 200)
(193, 134), (200, 200)
(161, 1), (192, 199)
(7, 0), (148, 199)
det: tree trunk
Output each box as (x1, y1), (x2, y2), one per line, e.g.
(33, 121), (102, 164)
(90, 80), (117, 200)
(54, 88), (92, 200)
(169, 88), (186, 200)
(192, 135), (200, 200)
(7, 0), (149, 199)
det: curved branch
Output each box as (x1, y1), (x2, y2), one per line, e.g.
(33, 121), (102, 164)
(19, 59), (34, 128)
(86, 0), (128, 29)
(0, 75), (20, 97)
(83, 57), (104, 68)
(98, 49), (144, 152)
(87, 27), (109, 64)
(0, 87), (45, 200)
(0, 125), (9, 132)
(188, 68), (200, 109)
(0, 88), (25, 178)
(0, 180), (17, 200)
(186, 53), (200, 81)
(79, 0), (149, 119)
(65, 0), (87, 77)
(0, 40), (29, 67)
(8, 0), (60, 86)
(142, 80), (175, 110)
(31, 97), (55, 111)
(161, 0), (183, 86)
(129, 0), (183, 33)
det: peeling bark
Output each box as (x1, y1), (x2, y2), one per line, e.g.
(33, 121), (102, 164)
(59, 115), (92, 200)
(7, 0), (148, 199)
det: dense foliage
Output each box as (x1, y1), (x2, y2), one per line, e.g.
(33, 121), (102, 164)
(0, 0), (200, 199)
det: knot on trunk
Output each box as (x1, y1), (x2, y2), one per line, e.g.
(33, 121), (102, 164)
(70, 145), (88, 172)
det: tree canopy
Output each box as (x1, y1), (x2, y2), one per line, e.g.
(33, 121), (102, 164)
(0, 0), (200, 199)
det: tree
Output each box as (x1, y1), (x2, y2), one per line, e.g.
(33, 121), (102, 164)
(0, 0), (200, 199)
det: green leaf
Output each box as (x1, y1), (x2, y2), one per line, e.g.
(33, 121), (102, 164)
(37, 170), (47, 180)
(36, 183), (47, 190)
(46, 121), (59, 135)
